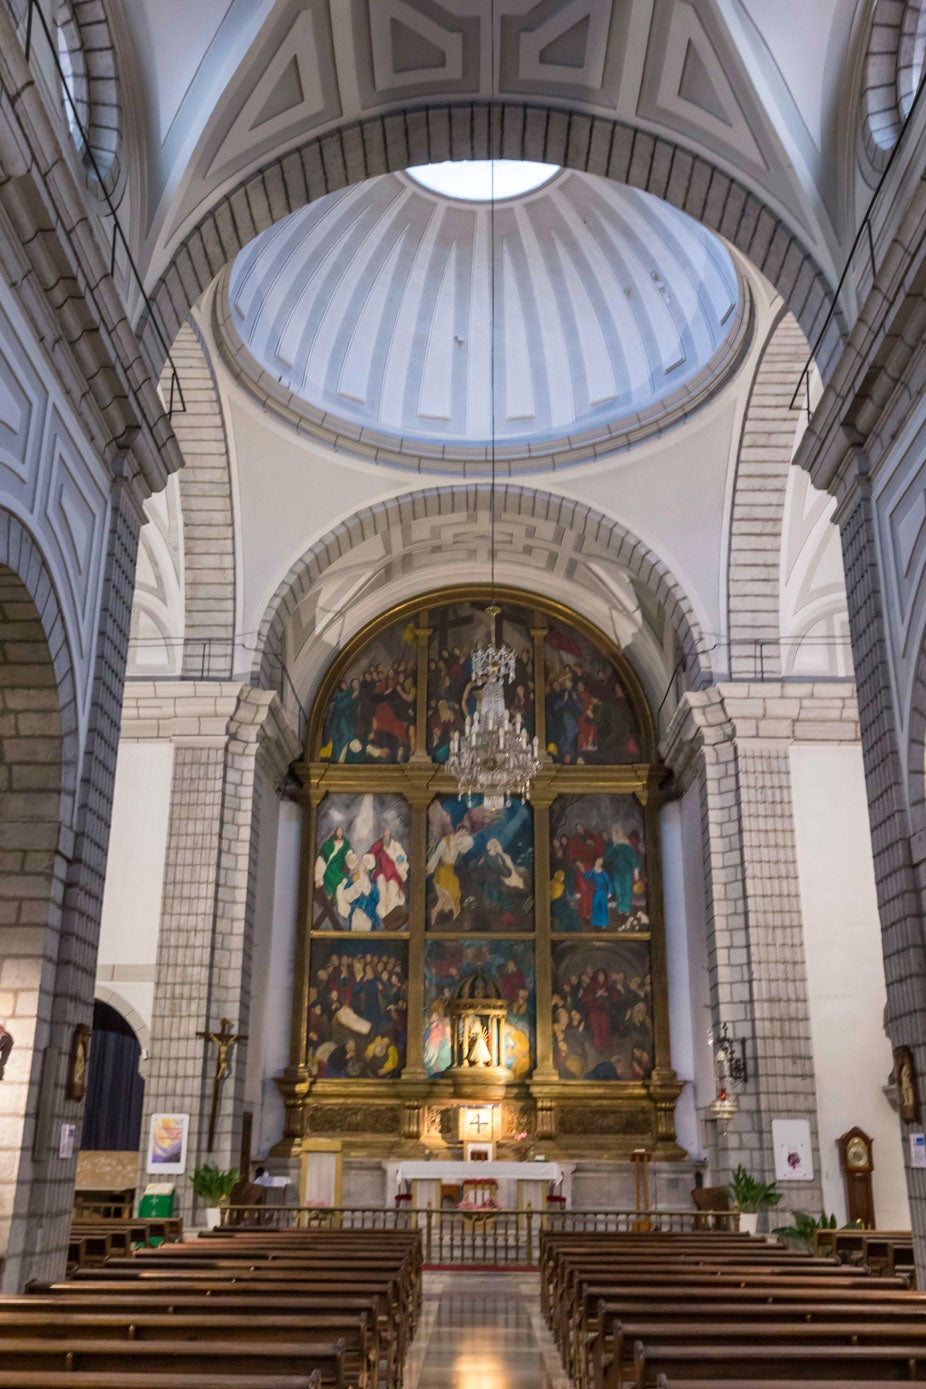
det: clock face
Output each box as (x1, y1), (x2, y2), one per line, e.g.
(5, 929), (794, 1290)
(846, 1136), (868, 1169)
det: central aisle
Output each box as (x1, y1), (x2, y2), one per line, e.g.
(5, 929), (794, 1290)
(405, 1271), (571, 1388)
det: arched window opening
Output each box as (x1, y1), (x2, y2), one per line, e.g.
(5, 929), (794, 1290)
(81, 1001), (144, 1152)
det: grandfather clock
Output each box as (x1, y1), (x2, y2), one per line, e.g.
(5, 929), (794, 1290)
(838, 1127), (875, 1227)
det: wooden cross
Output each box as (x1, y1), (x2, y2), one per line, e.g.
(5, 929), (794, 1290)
(196, 1017), (247, 1152)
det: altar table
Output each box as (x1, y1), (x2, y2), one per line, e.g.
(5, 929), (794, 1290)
(391, 1160), (565, 1211)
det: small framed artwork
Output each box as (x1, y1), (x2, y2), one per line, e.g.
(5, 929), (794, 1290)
(66, 1024), (91, 1101)
(147, 1112), (190, 1174)
(464, 1141), (494, 1162)
(895, 1045), (920, 1122)
(771, 1118), (814, 1181)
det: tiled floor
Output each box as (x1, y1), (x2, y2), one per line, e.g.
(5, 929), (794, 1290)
(405, 1271), (572, 1388)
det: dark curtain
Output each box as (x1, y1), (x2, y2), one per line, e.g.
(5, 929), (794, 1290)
(81, 1000), (145, 1151)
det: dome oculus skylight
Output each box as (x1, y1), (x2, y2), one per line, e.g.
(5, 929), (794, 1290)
(406, 159), (560, 201)
(224, 168), (747, 475)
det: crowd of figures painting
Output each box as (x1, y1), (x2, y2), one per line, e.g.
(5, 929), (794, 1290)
(320, 607), (643, 767)
(308, 599), (656, 1086)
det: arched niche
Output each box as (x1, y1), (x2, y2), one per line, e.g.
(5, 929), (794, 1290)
(283, 586), (685, 1162)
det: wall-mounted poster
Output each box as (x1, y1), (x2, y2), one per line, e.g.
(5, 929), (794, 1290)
(552, 940), (654, 1081)
(772, 1118), (814, 1181)
(146, 1112), (190, 1173)
(313, 793), (411, 931)
(544, 618), (642, 764)
(320, 619), (417, 763)
(423, 940), (535, 1080)
(309, 940), (407, 1079)
(550, 794), (648, 932)
(426, 795), (533, 932)
(427, 602), (534, 762)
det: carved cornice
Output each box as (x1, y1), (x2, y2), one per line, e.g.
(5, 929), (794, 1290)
(0, 7), (181, 500)
(792, 164), (926, 500)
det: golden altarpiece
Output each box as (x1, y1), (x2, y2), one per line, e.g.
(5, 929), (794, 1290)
(274, 588), (685, 1162)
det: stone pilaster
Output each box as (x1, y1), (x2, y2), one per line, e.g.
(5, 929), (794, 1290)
(834, 463), (926, 1279)
(661, 682), (861, 1209)
(140, 684), (300, 1221)
(5, 473), (144, 1289)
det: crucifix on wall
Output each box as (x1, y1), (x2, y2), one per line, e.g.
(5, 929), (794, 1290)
(196, 1018), (247, 1152)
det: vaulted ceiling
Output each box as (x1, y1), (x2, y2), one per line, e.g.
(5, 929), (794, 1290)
(115, 0), (869, 294)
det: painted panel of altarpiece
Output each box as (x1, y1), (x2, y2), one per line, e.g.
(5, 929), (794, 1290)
(427, 601), (535, 762)
(320, 619), (418, 762)
(552, 940), (653, 1082)
(549, 793), (648, 932)
(309, 940), (408, 1079)
(544, 618), (642, 764)
(423, 940), (535, 1080)
(313, 793), (411, 931)
(426, 794), (533, 932)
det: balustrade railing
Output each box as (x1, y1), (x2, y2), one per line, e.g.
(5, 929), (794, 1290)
(216, 1204), (740, 1267)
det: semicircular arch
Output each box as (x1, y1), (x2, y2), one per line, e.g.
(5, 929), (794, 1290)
(253, 484), (712, 727)
(141, 101), (841, 385)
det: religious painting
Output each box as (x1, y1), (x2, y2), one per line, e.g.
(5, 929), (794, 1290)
(427, 602), (534, 762)
(313, 793), (411, 932)
(549, 794), (648, 933)
(423, 940), (535, 1080)
(552, 940), (654, 1082)
(146, 1112), (189, 1173)
(319, 619), (417, 763)
(544, 619), (642, 764)
(426, 794), (533, 933)
(309, 940), (407, 1080)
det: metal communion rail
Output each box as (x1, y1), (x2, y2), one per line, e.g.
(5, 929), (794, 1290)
(217, 1205), (740, 1267)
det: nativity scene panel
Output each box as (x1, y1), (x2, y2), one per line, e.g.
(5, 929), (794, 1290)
(426, 794), (534, 933)
(313, 793), (411, 932)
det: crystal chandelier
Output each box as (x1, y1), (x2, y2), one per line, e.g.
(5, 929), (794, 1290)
(448, 605), (541, 811)
(446, 105), (541, 811)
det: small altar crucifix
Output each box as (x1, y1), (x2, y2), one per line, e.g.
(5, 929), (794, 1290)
(196, 1018), (247, 1151)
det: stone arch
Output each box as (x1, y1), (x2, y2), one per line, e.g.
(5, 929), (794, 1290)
(727, 307), (809, 678)
(140, 102), (841, 383)
(253, 485), (712, 709)
(158, 319), (236, 677)
(93, 986), (151, 1054)
(0, 510), (80, 1290)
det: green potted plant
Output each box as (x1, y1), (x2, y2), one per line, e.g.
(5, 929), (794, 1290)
(726, 1164), (782, 1234)
(190, 1163), (239, 1228)
(773, 1210), (864, 1252)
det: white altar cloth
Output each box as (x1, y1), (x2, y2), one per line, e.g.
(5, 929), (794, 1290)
(390, 1160), (564, 1208)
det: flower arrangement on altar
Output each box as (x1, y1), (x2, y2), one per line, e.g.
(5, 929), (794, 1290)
(512, 1130), (530, 1161)
(457, 1197), (501, 1212)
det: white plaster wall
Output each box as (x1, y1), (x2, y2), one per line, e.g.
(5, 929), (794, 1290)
(256, 798), (302, 1157)
(661, 800), (702, 1160)
(790, 743), (910, 1227)
(96, 740), (174, 1035)
(244, 764), (281, 1116)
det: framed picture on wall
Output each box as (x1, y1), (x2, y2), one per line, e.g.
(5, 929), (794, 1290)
(146, 1112), (190, 1174)
(894, 1045), (920, 1122)
(66, 1024), (91, 1101)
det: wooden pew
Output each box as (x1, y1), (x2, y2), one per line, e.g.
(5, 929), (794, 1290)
(633, 1341), (926, 1386)
(0, 1337), (347, 1384)
(0, 1377), (321, 1389)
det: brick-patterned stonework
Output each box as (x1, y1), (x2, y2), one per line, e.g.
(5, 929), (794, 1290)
(158, 323), (236, 679)
(138, 102), (842, 385)
(662, 682), (862, 1204)
(255, 484), (716, 698)
(728, 310), (808, 678)
(139, 684), (299, 1221)
(835, 471), (926, 1276)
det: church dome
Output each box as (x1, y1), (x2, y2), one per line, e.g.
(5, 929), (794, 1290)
(220, 164), (748, 475)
